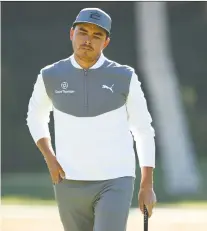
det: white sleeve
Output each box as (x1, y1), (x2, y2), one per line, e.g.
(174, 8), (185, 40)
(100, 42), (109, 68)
(26, 73), (53, 143)
(126, 72), (155, 168)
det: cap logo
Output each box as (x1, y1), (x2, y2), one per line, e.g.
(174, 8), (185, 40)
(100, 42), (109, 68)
(90, 12), (101, 20)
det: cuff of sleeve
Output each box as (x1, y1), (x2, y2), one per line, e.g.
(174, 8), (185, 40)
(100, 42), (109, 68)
(27, 122), (51, 144)
(134, 133), (156, 168)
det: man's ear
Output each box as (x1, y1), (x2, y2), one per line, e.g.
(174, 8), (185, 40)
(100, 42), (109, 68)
(70, 27), (74, 41)
(103, 37), (110, 49)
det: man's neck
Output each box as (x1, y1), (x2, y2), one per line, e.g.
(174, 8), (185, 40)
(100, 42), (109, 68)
(74, 53), (101, 70)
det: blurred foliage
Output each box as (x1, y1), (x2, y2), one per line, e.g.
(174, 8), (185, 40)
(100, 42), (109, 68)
(168, 2), (207, 159)
(1, 2), (207, 173)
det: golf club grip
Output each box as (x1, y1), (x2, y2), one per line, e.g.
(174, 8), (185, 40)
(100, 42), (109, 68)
(144, 205), (148, 231)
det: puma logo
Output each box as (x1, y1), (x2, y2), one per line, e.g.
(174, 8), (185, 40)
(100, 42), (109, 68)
(102, 84), (114, 93)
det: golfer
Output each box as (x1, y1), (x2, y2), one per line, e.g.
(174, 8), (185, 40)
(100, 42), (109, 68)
(27, 8), (156, 231)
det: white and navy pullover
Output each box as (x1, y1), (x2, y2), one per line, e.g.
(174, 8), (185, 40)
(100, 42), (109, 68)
(27, 53), (155, 180)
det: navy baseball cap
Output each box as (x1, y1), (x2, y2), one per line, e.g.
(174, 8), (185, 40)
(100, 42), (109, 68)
(73, 8), (112, 34)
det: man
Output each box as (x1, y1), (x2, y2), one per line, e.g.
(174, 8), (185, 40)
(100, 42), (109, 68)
(27, 8), (156, 231)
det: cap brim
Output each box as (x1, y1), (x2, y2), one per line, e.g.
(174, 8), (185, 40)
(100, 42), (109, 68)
(73, 21), (110, 35)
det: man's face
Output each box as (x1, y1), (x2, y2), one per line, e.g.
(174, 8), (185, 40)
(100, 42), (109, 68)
(70, 23), (110, 62)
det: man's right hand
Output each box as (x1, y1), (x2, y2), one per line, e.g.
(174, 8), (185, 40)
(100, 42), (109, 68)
(37, 138), (66, 185)
(45, 155), (65, 184)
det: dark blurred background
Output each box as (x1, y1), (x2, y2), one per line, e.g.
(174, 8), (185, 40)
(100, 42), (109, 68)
(1, 2), (207, 205)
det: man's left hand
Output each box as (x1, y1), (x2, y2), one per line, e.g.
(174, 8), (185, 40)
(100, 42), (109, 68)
(138, 187), (156, 217)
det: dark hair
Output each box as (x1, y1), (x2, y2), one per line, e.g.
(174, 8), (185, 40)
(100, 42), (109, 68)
(72, 24), (110, 40)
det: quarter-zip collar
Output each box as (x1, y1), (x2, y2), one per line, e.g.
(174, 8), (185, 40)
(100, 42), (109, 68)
(70, 53), (106, 69)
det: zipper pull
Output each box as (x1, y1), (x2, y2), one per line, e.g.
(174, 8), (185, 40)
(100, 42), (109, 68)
(84, 69), (88, 76)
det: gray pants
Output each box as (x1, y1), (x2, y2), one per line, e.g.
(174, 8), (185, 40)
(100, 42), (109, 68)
(54, 176), (135, 231)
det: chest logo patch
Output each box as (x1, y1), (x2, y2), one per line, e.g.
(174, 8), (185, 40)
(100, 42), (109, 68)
(55, 82), (75, 94)
(102, 84), (114, 93)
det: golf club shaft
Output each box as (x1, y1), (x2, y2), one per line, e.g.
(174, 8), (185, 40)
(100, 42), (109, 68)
(144, 205), (148, 231)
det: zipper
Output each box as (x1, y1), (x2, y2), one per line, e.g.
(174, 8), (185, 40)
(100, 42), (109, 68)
(83, 69), (88, 114)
